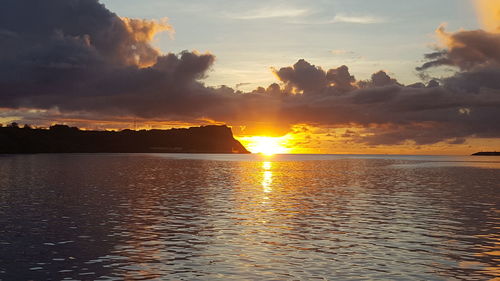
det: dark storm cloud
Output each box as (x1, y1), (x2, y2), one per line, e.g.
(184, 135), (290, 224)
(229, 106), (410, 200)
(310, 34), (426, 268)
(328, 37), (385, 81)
(1, 1), (500, 146)
(417, 26), (500, 71)
(0, 0), (214, 115)
(272, 60), (356, 94)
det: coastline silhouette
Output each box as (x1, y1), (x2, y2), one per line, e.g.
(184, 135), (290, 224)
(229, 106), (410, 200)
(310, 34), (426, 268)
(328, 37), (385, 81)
(0, 124), (249, 154)
(471, 152), (500, 156)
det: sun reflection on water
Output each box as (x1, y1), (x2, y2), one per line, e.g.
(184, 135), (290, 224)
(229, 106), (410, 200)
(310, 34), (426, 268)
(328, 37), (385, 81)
(2, 155), (500, 280)
(262, 162), (273, 194)
(263, 161), (272, 170)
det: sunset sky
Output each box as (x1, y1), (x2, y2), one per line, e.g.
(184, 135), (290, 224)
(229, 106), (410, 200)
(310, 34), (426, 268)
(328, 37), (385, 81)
(101, 0), (481, 89)
(1, 0), (500, 154)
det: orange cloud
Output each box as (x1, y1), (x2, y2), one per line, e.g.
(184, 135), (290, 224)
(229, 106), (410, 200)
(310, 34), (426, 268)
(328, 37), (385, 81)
(121, 17), (174, 42)
(120, 17), (174, 67)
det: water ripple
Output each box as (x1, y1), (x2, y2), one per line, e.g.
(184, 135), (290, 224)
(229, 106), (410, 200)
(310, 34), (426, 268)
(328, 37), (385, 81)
(0, 154), (498, 280)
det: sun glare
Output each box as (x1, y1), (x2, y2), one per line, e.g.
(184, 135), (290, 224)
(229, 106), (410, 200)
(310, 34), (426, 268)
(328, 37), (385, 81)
(240, 136), (290, 155)
(475, 0), (500, 32)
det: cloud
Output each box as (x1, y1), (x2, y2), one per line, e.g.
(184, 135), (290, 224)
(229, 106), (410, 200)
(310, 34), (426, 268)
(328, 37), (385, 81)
(331, 14), (385, 24)
(272, 60), (356, 94)
(229, 7), (309, 20)
(0, 0), (214, 115)
(236, 82), (252, 89)
(417, 25), (500, 93)
(417, 25), (500, 72)
(1, 0), (500, 148)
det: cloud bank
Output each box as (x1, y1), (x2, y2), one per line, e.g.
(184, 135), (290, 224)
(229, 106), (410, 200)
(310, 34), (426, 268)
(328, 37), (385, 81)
(1, 0), (500, 147)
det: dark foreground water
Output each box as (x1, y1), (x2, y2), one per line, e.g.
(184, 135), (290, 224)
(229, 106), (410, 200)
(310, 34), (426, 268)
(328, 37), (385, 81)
(0, 154), (499, 280)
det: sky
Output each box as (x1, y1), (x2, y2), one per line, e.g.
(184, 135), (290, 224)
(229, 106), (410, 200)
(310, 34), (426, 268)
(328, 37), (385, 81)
(100, 0), (481, 91)
(1, 0), (500, 154)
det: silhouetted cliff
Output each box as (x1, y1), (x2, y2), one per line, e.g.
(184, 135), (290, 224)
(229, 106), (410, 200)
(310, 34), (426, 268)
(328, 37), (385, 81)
(471, 152), (500, 156)
(0, 125), (250, 154)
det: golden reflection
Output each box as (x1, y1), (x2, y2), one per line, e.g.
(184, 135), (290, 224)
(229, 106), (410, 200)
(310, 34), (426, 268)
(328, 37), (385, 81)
(472, 207), (500, 278)
(262, 172), (273, 193)
(263, 161), (272, 170)
(262, 162), (273, 194)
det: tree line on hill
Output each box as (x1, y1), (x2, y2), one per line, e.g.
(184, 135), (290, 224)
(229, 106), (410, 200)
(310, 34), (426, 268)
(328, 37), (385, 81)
(0, 124), (249, 154)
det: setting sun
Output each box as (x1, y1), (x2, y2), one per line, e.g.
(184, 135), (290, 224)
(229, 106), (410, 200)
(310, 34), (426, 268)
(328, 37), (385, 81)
(239, 136), (291, 155)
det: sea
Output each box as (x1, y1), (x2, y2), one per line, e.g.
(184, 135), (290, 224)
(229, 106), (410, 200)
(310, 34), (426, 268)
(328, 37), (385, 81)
(0, 154), (499, 280)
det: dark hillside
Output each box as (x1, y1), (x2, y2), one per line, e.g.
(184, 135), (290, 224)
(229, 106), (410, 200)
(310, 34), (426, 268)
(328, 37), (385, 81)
(0, 124), (250, 154)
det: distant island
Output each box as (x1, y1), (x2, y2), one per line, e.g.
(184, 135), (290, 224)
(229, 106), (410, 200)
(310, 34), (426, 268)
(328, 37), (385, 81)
(0, 124), (250, 154)
(471, 152), (500, 156)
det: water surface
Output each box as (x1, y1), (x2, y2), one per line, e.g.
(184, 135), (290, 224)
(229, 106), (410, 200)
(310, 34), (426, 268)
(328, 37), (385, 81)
(0, 154), (499, 280)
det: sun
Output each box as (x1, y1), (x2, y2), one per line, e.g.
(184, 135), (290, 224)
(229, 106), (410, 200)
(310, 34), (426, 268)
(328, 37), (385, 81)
(240, 136), (290, 155)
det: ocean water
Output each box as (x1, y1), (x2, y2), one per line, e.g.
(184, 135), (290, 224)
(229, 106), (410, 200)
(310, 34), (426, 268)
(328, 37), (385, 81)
(0, 154), (499, 280)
